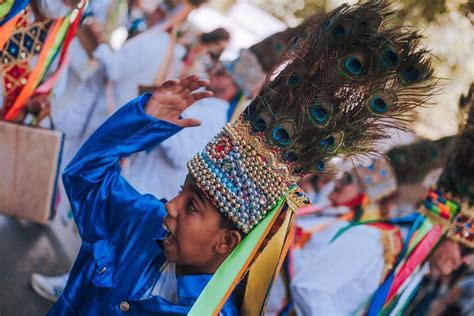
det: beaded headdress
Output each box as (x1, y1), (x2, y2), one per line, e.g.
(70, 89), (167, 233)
(189, 0), (435, 234)
(188, 1), (436, 314)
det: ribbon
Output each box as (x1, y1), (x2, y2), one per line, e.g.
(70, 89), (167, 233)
(0, 12), (21, 50)
(189, 190), (294, 315)
(0, 0), (28, 26)
(242, 205), (294, 315)
(4, 4), (85, 121)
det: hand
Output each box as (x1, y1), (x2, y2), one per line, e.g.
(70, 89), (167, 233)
(145, 75), (212, 128)
(26, 94), (51, 116)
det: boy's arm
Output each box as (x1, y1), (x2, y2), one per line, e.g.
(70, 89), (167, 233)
(63, 76), (212, 243)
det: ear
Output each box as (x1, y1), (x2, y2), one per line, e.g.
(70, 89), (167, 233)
(215, 229), (242, 255)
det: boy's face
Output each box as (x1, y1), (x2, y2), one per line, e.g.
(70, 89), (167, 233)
(162, 175), (240, 273)
(429, 239), (473, 276)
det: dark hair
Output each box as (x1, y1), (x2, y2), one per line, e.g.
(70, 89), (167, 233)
(460, 244), (474, 257)
(219, 211), (245, 238)
(200, 28), (230, 45)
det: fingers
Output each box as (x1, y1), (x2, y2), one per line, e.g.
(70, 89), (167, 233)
(155, 94), (183, 104)
(156, 75), (209, 97)
(180, 79), (210, 96)
(184, 91), (213, 106)
(177, 118), (201, 128)
(156, 79), (179, 93)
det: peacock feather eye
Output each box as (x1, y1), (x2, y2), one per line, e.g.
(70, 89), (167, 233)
(340, 52), (370, 78)
(367, 96), (389, 115)
(399, 64), (422, 84)
(307, 101), (333, 127)
(330, 19), (354, 40)
(315, 160), (326, 172)
(270, 120), (296, 147)
(319, 132), (344, 153)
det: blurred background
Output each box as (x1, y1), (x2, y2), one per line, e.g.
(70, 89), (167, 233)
(0, 0), (473, 315)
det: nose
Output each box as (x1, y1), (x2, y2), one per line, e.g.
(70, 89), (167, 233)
(165, 200), (178, 219)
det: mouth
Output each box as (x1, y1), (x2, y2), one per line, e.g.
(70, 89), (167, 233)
(162, 219), (176, 247)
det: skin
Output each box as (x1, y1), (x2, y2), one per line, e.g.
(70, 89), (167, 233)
(428, 239), (473, 276)
(144, 75), (242, 275)
(32, 0), (83, 21)
(328, 182), (360, 206)
(207, 65), (239, 102)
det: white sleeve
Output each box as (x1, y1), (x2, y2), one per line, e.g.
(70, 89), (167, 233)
(159, 98), (228, 169)
(290, 227), (385, 315)
(93, 31), (169, 81)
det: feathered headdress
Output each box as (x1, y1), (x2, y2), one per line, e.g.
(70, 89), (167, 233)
(421, 87), (474, 248)
(188, 1), (436, 314)
(224, 23), (307, 97)
(353, 136), (456, 202)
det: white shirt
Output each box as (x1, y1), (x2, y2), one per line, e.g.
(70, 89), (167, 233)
(141, 261), (178, 303)
(93, 25), (186, 108)
(53, 25), (186, 163)
(265, 216), (350, 315)
(123, 97), (229, 200)
(291, 225), (385, 315)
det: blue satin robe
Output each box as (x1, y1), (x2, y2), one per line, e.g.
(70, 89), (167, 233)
(48, 94), (240, 315)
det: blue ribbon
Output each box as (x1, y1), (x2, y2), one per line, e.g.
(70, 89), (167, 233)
(0, 0), (29, 26)
(367, 213), (423, 316)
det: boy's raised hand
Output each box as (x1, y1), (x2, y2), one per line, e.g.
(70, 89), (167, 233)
(145, 75), (212, 128)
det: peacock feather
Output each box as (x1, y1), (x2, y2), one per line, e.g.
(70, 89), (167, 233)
(243, 0), (436, 176)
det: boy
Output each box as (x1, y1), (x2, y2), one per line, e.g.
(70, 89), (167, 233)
(49, 1), (436, 314)
(48, 76), (246, 314)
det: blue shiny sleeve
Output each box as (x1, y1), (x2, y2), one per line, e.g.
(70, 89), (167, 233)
(62, 93), (182, 242)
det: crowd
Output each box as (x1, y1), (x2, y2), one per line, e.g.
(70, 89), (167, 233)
(0, 0), (473, 315)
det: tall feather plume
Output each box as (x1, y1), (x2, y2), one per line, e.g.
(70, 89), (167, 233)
(437, 87), (474, 205)
(387, 136), (456, 184)
(243, 0), (436, 176)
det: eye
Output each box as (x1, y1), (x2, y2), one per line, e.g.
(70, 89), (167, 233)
(186, 199), (198, 213)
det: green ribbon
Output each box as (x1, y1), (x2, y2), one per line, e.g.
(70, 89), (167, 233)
(0, 0), (14, 20)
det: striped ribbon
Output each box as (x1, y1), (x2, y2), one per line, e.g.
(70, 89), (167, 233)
(4, 3), (86, 121)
